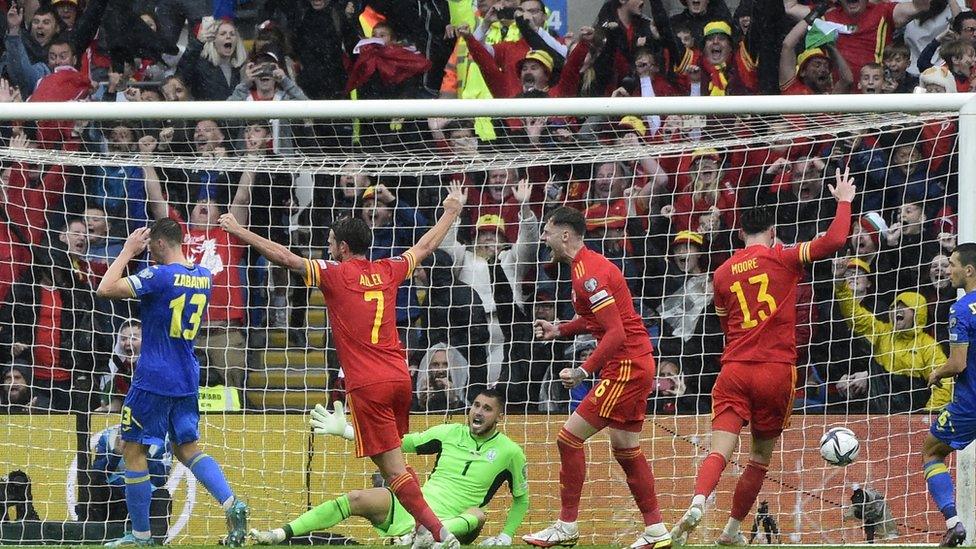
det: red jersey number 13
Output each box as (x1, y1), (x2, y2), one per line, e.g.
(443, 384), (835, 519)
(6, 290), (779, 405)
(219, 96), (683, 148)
(729, 272), (778, 329)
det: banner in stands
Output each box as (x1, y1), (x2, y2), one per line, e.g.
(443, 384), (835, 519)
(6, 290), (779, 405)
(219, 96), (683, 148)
(0, 414), (947, 545)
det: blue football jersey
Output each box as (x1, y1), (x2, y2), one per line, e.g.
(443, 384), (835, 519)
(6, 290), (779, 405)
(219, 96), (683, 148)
(947, 290), (976, 416)
(125, 263), (212, 397)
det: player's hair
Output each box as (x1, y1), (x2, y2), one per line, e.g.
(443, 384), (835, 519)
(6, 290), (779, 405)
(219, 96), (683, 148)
(953, 242), (976, 271)
(544, 206), (586, 237)
(149, 218), (184, 247)
(476, 387), (506, 409)
(331, 217), (372, 255)
(739, 205), (775, 235)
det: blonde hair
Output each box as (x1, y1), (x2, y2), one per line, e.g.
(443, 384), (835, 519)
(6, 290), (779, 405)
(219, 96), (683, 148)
(200, 21), (247, 68)
(691, 158), (721, 204)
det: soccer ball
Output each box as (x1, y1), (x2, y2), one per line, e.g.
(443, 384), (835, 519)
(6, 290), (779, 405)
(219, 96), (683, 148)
(819, 427), (860, 466)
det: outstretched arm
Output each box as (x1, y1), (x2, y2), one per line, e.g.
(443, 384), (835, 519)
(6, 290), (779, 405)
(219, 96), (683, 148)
(219, 213), (305, 274)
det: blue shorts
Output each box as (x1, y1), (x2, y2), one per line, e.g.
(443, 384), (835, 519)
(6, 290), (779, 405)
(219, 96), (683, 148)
(121, 387), (199, 447)
(931, 407), (976, 450)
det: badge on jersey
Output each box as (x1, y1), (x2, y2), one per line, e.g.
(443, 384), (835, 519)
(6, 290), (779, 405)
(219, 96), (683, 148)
(485, 449), (497, 462)
(583, 278), (597, 292)
(137, 267), (155, 279)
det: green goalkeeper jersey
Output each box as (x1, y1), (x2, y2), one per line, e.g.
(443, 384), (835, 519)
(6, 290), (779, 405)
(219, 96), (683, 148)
(402, 423), (528, 517)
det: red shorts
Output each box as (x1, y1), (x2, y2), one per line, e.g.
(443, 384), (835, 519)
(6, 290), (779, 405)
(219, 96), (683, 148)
(711, 361), (796, 439)
(346, 379), (412, 458)
(576, 356), (654, 433)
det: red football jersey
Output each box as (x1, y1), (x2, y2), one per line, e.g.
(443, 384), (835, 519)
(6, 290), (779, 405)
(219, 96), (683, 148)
(303, 252), (416, 391)
(825, 2), (897, 76)
(570, 247), (653, 377)
(712, 242), (814, 365)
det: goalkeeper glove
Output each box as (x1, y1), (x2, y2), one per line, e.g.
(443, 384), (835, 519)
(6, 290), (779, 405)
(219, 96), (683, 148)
(310, 400), (355, 440)
(479, 533), (512, 546)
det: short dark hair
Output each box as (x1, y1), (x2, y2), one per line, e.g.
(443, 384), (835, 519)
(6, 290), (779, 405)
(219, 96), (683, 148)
(953, 242), (976, 271)
(332, 217), (372, 255)
(739, 205), (775, 235)
(476, 387), (506, 409)
(47, 37), (75, 57)
(150, 217), (184, 246)
(953, 10), (976, 32)
(544, 206), (586, 237)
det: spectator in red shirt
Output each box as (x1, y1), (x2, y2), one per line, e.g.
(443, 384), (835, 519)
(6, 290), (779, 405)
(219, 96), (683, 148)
(142, 137), (251, 392)
(779, 28), (853, 95)
(0, 129), (67, 305)
(461, 24), (589, 98)
(787, 0), (931, 77)
(663, 148), (738, 236)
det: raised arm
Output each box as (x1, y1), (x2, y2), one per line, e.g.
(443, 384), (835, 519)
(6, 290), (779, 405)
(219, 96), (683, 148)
(96, 228), (150, 299)
(894, 0), (931, 27)
(779, 19), (807, 88)
(802, 167), (855, 262)
(229, 170), (254, 226)
(404, 180), (467, 265)
(827, 44), (853, 93)
(138, 136), (170, 221)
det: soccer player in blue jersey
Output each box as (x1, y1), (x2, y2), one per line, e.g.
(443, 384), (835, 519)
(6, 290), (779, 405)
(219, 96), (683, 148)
(96, 219), (249, 547)
(921, 242), (976, 548)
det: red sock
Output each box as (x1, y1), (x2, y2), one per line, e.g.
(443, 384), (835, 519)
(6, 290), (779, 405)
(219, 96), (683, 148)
(405, 465), (420, 485)
(694, 452), (728, 498)
(730, 460), (769, 521)
(556, 428), (586, 522)
(389, 472), (445, 541)
(613, 447), (663, 525)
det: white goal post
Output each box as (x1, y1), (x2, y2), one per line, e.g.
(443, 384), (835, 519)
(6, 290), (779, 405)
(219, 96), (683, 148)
(0, 93), (973, 544)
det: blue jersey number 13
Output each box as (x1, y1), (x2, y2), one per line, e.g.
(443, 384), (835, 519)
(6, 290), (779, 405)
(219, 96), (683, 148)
(169, 293), (207, 340)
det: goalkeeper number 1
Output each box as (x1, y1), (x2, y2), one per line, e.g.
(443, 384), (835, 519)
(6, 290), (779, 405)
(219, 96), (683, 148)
(249, 388), (529, 546)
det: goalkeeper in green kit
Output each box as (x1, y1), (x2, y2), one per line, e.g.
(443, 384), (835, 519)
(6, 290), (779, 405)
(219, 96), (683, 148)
(250, 388), (529, 546)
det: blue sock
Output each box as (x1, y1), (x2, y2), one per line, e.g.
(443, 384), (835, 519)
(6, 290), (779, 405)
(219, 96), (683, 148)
(925, 460), (958, 520)
(188, 452), (234, 506)
(124, 470), (153, 534)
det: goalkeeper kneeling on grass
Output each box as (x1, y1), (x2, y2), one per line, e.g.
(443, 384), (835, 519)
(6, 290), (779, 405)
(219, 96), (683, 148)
(250, 388), (529, 546)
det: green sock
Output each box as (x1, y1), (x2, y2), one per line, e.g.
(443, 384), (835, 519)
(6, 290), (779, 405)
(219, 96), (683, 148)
(443, 512), (481, 537)
(288, 495), (352, 537)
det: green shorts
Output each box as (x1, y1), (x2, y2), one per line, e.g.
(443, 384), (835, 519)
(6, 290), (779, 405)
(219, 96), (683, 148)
(373, 489), (415, 538)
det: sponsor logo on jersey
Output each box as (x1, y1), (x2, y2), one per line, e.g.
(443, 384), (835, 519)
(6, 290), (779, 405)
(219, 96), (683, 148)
(583, 277), (597, 292)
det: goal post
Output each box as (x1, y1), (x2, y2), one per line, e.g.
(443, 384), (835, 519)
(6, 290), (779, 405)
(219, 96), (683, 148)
(0, 93), (973, 545)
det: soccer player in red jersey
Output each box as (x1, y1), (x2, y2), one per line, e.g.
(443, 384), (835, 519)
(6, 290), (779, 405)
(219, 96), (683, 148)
(524, 207), (669, 549)
(218, 182), (467, 549)
(670, 169), (856, 545)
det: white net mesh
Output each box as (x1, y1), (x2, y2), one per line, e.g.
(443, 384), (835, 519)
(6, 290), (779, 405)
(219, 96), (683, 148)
(0, 107), (963, 544)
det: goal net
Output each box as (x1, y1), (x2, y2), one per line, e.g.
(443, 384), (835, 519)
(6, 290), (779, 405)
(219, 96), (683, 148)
(0, 99), (966, 545)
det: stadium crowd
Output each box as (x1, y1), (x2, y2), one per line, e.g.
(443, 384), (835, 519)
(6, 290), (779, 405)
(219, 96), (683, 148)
(0, 0), (964, 417)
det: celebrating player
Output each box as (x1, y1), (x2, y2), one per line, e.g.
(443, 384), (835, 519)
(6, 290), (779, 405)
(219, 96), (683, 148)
(219, 182), (466, 549)
(249, 388), (528, 545)
(525, 206), (668, 549)
(96, 219), (249, 547)
(920, 243), (976, 547)
(670, 168), (855, 545)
